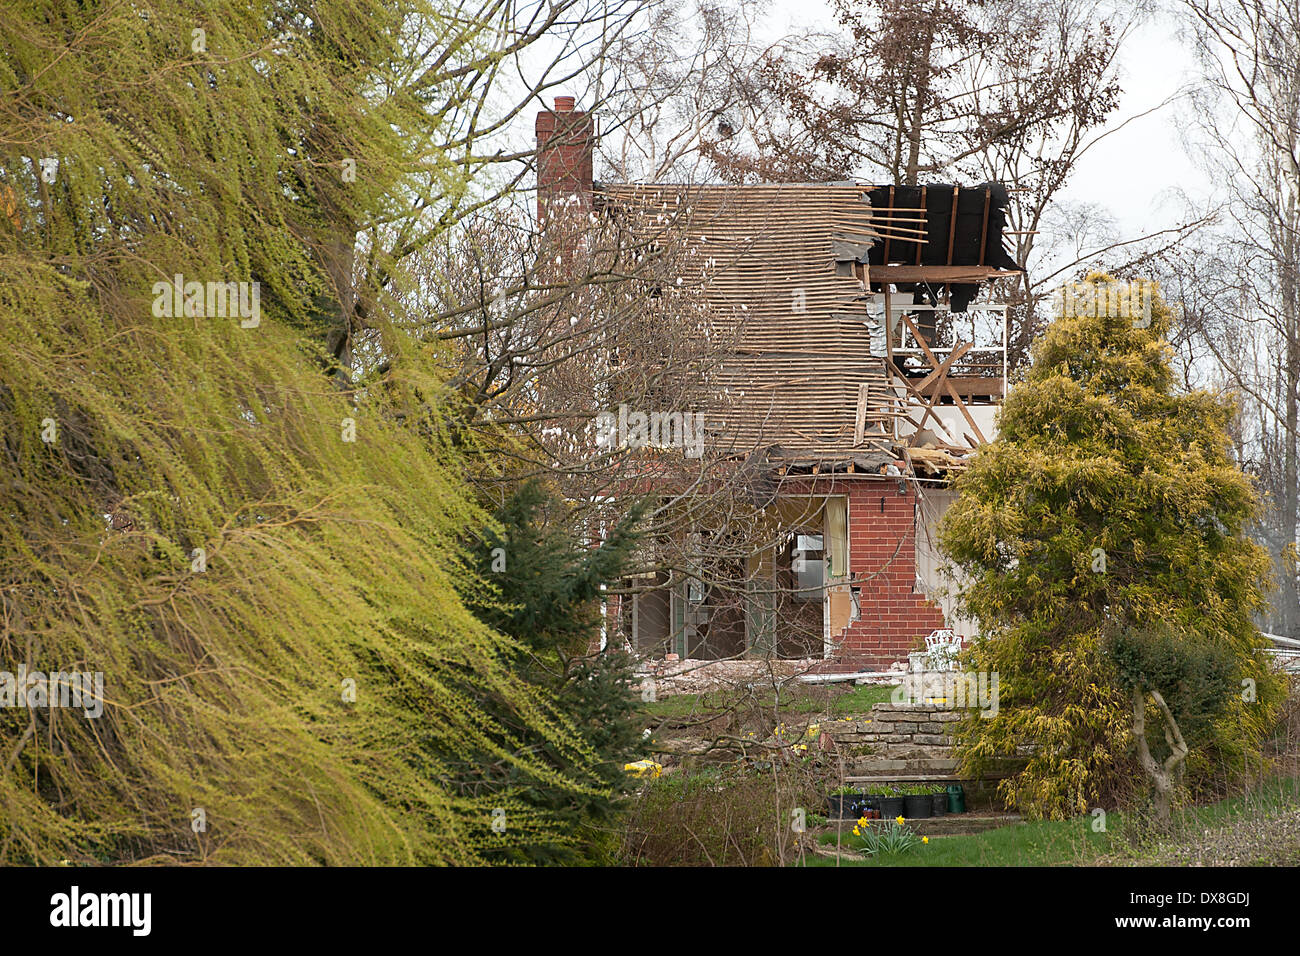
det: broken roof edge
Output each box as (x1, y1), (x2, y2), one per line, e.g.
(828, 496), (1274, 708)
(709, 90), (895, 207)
(716, 443), (972, 480)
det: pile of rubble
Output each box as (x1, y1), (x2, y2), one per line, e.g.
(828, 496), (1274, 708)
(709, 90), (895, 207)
(635, 656), (822, 696)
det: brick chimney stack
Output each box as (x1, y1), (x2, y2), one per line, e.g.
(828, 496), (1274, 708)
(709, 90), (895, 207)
(535, 96), (595, 222)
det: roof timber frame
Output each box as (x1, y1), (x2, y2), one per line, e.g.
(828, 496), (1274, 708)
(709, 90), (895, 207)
(596, 181), (1020, 479)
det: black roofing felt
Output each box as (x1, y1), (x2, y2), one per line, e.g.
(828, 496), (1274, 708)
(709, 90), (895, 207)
(865, 182), (1021, 271)
(865, 182), (1022, 311)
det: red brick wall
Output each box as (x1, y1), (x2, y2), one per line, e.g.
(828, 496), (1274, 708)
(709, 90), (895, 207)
(604, 477), (950, 670)
(825, 479), (946, 671)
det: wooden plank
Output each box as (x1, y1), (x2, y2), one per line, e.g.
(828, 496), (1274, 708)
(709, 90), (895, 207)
(882, 185), (895, 264)
(868, 265), (1020, 283)
(919, 359), (956, 423)
(916, 185), (926, 266)
(894, 369), (947, 437)
(946, 186), (959, 265)
(893, 313), (960, 443)
(900, 446), (917, 480)
(854, 382), (869, 446)
(828, 586), (852, 634)
(913, 342), (972, 392)
(945, 377), (988, 445)
(897, 313), (945, 370)
(932, 375), (1005, 399)
(859, 214), (926, 224)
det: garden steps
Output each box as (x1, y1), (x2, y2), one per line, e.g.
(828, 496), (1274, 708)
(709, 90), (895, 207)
(847, 756), (960, 775)
(908, 813), (1023, 837)
(845, 765), (1021, 785)
(827, 700), (1023, 788)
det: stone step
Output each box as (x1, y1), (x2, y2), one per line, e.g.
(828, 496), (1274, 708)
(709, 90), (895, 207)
(910, 813), (1023, 836)
(868, 706), (963, 721)
(851, 813), (1020, 836)
(845, 756), (1024, 786)
(847, 756), (962, 775)
(823, 724), (956, 741)
(869, 745), (955, 760)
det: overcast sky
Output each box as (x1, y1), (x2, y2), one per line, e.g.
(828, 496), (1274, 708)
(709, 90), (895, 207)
(515, 0), (1221, 249)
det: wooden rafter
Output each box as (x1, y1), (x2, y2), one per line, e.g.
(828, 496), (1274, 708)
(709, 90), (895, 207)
(895, 313), (987, 447)
(914, 341), (972, 393)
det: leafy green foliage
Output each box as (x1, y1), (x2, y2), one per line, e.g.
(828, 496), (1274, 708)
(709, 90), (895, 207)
(455, 480), (648, 864)
(939, 276), (1284, 818)
(854, 817), (923, 856)
(1109, 622), (1237, 749)
(0, 0), (594, 864)
(471, 481), (645, 655)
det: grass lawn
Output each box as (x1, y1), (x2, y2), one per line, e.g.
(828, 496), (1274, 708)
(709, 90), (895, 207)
(825, 684), (899, 714)
(805, 776), (1300, 866)
(809, 815), (1114, 866)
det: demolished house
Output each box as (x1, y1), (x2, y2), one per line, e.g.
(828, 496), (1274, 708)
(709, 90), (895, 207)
(536, 98), (1023, 671)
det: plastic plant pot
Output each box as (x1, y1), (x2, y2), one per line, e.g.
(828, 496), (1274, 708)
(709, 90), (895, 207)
(903, 794), (933, 819)
(828, 794), (860, 820)
(931, 792), (948, 816)
(879, 795), (906, 819)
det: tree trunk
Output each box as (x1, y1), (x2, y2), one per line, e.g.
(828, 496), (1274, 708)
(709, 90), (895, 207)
(1131, 685), (1188, 824)
(903, 26), (935, 186)
(1281, 163), (1299, 636)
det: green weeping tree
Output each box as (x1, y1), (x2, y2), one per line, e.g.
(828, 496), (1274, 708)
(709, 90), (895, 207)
(939, 275), (1285, 821)
(0, 0), (619, 864)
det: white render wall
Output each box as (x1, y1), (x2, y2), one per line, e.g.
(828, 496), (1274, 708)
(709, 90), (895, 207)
(913, 487), (981, 641)
(896, 402), (1000, 449)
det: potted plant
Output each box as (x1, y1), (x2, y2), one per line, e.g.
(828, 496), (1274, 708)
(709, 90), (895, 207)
(855, 786), (888, 819)
(930, 786), (948, 817)
(828, 785), (862, 820)
(902, 783), (933, 819)
(863, 786), (889, 817)
(877, 785), (906, 820)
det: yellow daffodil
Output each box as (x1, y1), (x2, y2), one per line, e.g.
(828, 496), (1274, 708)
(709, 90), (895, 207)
(922, 836), (929, 844)
(895, 815), (905, 825)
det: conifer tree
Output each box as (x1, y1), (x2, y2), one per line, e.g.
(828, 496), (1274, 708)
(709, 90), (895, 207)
(940, 275), (1284, 820)
(458, 481), (647, 864)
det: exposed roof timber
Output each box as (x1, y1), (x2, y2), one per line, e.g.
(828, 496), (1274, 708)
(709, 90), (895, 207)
(594, 181), (1012, 477)
(866, 264), (1021, 283)
(897, 313), (988, 446)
